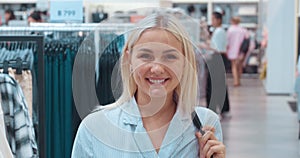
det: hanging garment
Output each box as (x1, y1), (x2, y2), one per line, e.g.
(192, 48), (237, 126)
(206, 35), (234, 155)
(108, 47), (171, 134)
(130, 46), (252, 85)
(0, 45), (34, 119)
(43, 40), (81, 158)
(13, 70), (33, 118)
(1, 68), (33, 118)
(0, 45), (34, 67)
(96, 34), (125, 105)
(0, 73), (38, 158)
(0, 96), (13, 158)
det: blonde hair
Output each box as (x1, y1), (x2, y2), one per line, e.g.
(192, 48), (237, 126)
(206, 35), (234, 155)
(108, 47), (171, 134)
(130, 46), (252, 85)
(108, 11), (198, 114)
(231, 16), (241, 24)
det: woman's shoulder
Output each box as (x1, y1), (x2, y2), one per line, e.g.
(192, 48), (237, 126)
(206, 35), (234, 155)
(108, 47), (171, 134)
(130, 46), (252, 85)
(73, 100), (144, 153)
(82, 102), (123, 125)
(76, 102), (127, 141)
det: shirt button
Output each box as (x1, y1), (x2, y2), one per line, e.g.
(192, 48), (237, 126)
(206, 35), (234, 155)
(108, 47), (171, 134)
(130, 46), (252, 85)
(123, 118), (129, 124)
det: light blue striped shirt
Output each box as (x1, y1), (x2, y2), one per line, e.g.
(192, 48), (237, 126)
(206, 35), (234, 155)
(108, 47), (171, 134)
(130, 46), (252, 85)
(72, 97), (222, 158)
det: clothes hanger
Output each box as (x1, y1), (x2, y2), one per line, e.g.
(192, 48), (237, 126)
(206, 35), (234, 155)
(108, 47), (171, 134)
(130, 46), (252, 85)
(3, 60), (9, 74)
(15, 57), (23, 75)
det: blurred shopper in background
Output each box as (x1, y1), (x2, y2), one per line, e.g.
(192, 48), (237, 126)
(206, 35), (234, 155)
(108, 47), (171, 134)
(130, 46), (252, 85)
(199, 10), (231, 118)
(209, 11), (231, 118)
(226, 16), (249, 86)
(4, 9), (16, 26)
(28, 11), (42, 24)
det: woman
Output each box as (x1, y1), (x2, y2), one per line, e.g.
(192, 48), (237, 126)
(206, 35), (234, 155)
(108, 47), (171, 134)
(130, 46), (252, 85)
(4, 9), (16, 26)
(72, 12), (225, 158)
(226, 16), (248, 86)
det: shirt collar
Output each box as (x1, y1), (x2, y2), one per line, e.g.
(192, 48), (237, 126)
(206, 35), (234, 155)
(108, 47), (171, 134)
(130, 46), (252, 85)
(120, 97), (142, 126)
(120, 97), (191, 126)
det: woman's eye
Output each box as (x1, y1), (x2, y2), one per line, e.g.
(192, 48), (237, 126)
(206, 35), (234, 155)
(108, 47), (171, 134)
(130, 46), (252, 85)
(138, 53), (153, 60)
(165, 54), (178, 60)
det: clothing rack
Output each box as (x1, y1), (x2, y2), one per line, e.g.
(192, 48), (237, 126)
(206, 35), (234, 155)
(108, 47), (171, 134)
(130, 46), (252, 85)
(0, 26), (132, 158)
(0, 24), (134, 64)
(0, 35), (45, 158)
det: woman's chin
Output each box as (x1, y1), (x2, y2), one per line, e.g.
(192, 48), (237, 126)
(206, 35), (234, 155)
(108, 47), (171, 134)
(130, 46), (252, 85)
(149, 88), (167, 98)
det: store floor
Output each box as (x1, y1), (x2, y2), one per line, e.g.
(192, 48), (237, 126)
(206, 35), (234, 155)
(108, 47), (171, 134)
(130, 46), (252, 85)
(222, 77), (300, 158)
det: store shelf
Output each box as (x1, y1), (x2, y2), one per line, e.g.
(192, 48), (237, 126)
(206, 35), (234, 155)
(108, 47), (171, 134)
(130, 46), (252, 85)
(171, 0), (259, 3)
(238, 6), (257, 16)
(238, 13), (258, 16)
(211, 0), (259, 3)
(171, 0), (209, 3)
(223, 23), (257, 29)
(0, 0), (36, 3)
(240, 23), (257, 28)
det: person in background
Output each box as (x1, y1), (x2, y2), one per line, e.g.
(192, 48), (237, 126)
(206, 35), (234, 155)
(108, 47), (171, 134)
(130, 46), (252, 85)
(28, 11), (42, 24)
(199, 10), (231, 119)
(187, 4), (196, 18)
(226, 16), (248, 87)
(209, 12), (227, 53)
(4, 9), (16, 26)
(199, 17), (210, 43)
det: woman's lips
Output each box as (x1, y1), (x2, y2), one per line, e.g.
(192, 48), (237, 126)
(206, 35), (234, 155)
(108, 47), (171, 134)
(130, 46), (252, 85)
(146, 78), (169, 85)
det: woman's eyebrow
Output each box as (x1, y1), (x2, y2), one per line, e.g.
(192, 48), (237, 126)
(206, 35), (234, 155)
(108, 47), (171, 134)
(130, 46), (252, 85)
(137, 48), (179, 54)
(137, 48), (153, 53)
(163, 49), (179, 54)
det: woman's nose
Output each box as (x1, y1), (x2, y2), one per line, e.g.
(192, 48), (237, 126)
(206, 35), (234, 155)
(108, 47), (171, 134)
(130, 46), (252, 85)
(150, 63), (164, 74)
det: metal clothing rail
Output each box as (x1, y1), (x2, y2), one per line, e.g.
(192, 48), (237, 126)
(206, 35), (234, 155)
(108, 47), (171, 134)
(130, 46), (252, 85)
(0, 23), (135, 32)
(0, 35), (45, 158)
(0, 24), (135, 69)
(0, 26), (133, 32)
(29, 22), (135, 28)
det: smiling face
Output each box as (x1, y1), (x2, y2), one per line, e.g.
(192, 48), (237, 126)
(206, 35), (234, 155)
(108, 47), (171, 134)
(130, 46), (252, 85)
(118, 13), (198, 114)
(129, 28), (184, 99)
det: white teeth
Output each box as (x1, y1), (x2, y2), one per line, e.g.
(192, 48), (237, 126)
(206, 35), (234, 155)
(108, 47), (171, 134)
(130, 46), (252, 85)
(149, 79), (165, 84)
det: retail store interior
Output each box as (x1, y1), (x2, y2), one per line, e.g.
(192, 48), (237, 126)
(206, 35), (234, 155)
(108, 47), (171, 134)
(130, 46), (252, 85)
(0, 0), (299, 157)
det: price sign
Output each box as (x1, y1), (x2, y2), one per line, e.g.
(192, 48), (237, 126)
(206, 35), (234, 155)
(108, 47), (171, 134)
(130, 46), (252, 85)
(50, 0), (83, 22)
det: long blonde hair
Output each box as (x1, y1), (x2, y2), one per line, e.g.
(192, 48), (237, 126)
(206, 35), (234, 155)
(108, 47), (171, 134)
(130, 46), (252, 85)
(109, 11), (198, 114)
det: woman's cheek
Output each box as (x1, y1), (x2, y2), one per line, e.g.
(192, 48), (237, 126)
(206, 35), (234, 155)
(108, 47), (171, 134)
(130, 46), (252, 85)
(172, 64), (184, 81)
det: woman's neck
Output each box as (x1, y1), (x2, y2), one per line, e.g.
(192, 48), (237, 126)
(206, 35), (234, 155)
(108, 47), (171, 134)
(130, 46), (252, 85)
(135, 92), (177, 128)
(135, 92), (177, 153)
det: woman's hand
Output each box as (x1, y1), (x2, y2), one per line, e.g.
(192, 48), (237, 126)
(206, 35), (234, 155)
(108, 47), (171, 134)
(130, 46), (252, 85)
(196, 126), (226, 158)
